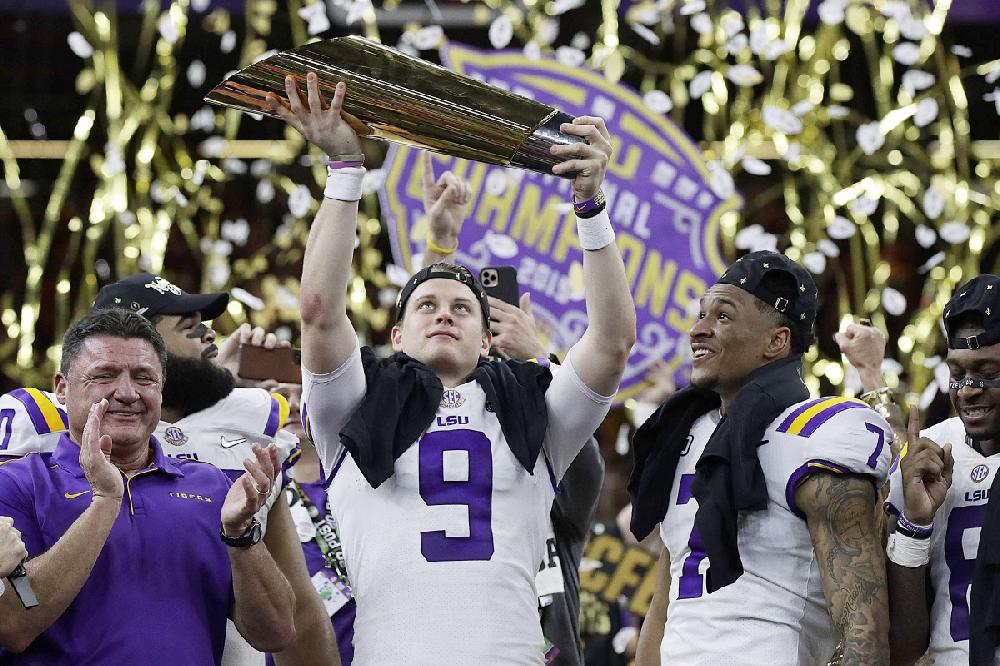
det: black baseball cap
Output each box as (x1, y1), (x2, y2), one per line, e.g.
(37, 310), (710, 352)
(717, 250), (818, 351)
(943, 274), (1000, 350)
(396, 263), (490, 326)
(92, 273), (229, 321)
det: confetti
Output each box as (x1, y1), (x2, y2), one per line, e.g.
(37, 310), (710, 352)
(489, 14), (514, 49)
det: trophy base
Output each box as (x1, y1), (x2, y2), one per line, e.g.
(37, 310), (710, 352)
(510, 111), (585, 178)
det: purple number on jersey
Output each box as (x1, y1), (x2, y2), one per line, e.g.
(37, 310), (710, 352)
(945, 503), (987, 641)
(418, 429), (495, 562)
(0, 409), (13, 450)
(865, 422), (885, 469)
(676, 473), (708, 599)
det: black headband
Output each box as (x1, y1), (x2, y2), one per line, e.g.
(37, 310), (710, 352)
(396, 264), (491, 326)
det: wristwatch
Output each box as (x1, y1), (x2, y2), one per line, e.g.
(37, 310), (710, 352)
(220, 518), (262, 548)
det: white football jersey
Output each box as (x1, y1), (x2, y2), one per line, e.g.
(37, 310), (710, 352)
(302, 346), (611, 666)
(658, 397), (892, 665)
(885, 416), (995, 665)
(0, 386), (300, 666)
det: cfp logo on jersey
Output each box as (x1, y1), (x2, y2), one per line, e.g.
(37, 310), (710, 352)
(144, 276), (184, 296)
(163, 426), (189, 446)
(440, 389), (465, 409)
(971, 464), (990, 483)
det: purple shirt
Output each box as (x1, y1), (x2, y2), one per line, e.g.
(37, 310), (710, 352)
(0, 433), (235, 664)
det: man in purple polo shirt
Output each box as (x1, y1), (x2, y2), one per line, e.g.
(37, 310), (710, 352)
(0, 308), (296, 664)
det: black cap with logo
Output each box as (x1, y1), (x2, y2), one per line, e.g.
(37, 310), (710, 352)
(92, 273), (229, 321)
(396, 263), (490, 326)
(717, 250), (818, 351)
(943, 274), (1000, 350)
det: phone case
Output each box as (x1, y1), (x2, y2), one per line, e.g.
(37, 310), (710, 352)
(479, 266), (520, 308)
(236, 345), (302, 384)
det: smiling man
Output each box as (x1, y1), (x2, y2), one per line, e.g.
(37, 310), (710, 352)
(885, 274), (1000, 665)
(0, 274), (339, 666)
(0, 308), (295, 663)
(631, 250), (891, 665)
(267, 74), (635, 664)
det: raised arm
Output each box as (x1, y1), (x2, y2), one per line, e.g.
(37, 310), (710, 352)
(420, 151), (472, 267)
(796, 472), (890, 665)
(635, 546), (670, 666)
(551, 117), (636, 396)
(267, 74), (363, 375)
(885, 409), (953, 665)
(0, 401), (122, 653)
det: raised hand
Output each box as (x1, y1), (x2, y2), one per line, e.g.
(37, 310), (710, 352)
(488, 293), (547, 361)
(221, 444), (279, 537)
(835, 322), (886, 390)
(900, 407), (954, 525)
(266, 73), (363, 157)
(215, 323), (291, 378)
(79, 399), (125, 501)
(0, 517), (27, 578)
(422, 152), (472, 250)
(550, 116), (613, 202)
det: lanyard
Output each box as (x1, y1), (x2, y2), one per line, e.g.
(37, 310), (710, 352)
(289, 480), (351, 585)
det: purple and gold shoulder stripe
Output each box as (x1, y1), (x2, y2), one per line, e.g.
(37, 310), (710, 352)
(777, 397), (869, 438)
(264, 392), (291, 438)
(8, 388), (68, 435)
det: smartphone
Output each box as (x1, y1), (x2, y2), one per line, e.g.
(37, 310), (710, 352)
(479, 266), (520, 308)
(237, 345), (302, 384)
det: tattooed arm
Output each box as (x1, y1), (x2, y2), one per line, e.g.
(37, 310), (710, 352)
(796, 472), (890, 665)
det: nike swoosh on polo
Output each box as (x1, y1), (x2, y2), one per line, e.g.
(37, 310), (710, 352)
(64, 490), (91, 499)
(220, 436), (248, 449)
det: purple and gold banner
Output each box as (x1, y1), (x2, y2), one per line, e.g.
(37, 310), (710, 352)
(379, 43), (741, 402)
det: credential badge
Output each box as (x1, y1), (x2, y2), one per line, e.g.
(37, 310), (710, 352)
(164, 426), (189, 446)
(971, 464), (989, 483)
(440, 389), (465, 409)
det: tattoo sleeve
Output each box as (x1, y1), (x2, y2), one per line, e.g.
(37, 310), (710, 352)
(797, 472), (890, 666)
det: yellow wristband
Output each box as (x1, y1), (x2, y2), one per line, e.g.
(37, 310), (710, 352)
(426, 235), (458, 255)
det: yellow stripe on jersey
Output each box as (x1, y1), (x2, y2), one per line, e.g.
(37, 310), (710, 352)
(25, 388), (68, 434)
(271, 393), (291, 429)
(807, 462), (846, 474)
(782, 397), (868, 436)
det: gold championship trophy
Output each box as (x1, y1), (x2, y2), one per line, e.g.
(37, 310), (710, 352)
(205, 35), (584, 175)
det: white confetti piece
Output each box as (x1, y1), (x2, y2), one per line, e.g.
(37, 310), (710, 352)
(914, 98), (938, 127)
(489, 14), (513, 49)
(643, 89), (673, 113)
(923, 187), (945, 219)
(763, 40), (792, 60)
(918, 251), (946, 274)
(523, 41), (541, 60)
(818, 0), (846, 25)
(386, 264), (411, 288)
(222, 157), (246, 174)
(708, 160), (736, 199)
(902, 70), (935, 96)
(689, 71), (712, 99)
(880, 1), (911, 20)
(791, 100), (814, 116)
(783, 141), (801, 163)
(725, 34), (748, 55)
(817, 238), (840, 257)
(231, 288), (264, 311)
(951, 45), (972, 58)
(220, 30), (236, 53)
(939, 220), (971, 244)
(412, 25), (444, 50)
(934, 362), (952, 394)
(191, 0), (210, 11)
(158, 13), (180, 44)
(362, 168), (387, 196)
(827, 105), (850, 118)
(734, 224), (777, 252)
(67, 32), (94, 58)
(201, 136), (226, 158)
(749, 23), (768, 54)
(679, 0), (705, 16)
(849, 195), (878, 217)
(571, 32), (591, 50)
(537, 19), (559, 45)
(298, 2), (331, 35)
(882, 287), (907, 316)
(892, 42), (921, 66)
(221, 219), (251, 246)
(727, 64), (764, 87)
(898, 15), (927, 40)
(690, 13), (713, 35)
(289, 184), (312, 218)
(826, 216), (856, 239)
(186, 60), (206, 88)
(556, 46), (586, 68)
(486, 169), (509, 196)
(484, 231), (519, 259)
(551, 0), (586, 15)
(721, 14), (743, 38)
(914, 224), (937, 248)
(741, 157), (771, 175)
(256, 179), (275, 204)
(631, 23), (661, 45)
(802, 252), (827, 274)
(856, 122), (885, 155)
(345, 0), (372, 26)
(762, 105), (803, 134)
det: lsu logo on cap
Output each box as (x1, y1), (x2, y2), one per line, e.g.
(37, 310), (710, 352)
(145, 276), (184, 296)
(164, 426), (189, 446)
(440, 389), (465, 409)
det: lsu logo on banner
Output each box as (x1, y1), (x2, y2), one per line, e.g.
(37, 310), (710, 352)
(379, 43), (741, 403)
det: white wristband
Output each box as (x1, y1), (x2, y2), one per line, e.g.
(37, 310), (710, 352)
(886, 531), (931, 567)
(576, 209), (615, 251)
(324, 166), (366, 202)
(0, 577), (5, 598)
